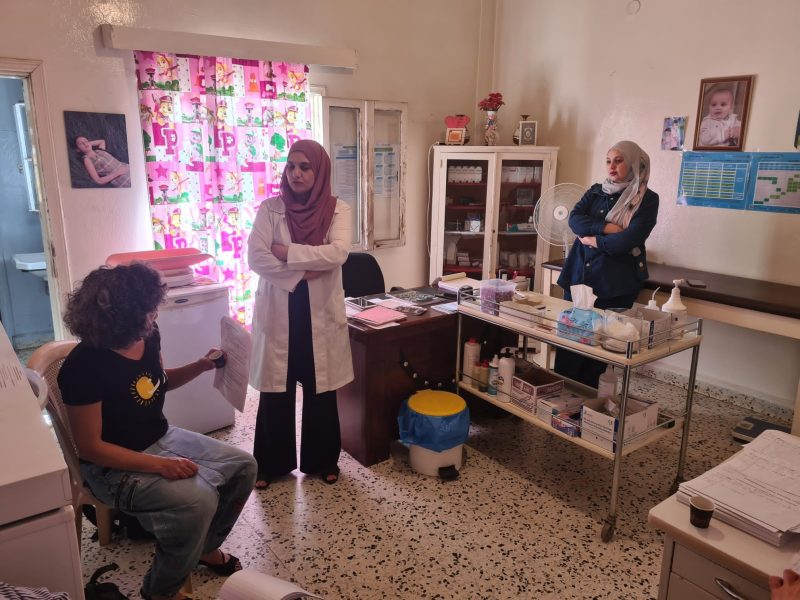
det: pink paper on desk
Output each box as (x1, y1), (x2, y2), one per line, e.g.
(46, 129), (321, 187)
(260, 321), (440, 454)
(350, 305), (407, 326)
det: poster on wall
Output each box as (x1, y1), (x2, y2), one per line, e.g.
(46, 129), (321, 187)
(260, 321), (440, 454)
(63, 111), (131, 188)
(677, 151), (800, 214)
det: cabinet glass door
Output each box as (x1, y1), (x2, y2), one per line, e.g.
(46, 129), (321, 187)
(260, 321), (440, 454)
(494, 158), (544, 284)
(440, 158), (491, 279)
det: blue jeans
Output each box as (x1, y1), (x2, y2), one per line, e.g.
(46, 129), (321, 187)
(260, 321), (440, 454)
(81, 427), (257, 597)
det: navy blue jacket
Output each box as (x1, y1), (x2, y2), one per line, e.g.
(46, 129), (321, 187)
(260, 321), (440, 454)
(556, 184), (659, 299)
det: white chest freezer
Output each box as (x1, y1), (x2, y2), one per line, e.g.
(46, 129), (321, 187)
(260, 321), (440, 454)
(157, 284), (235, 433)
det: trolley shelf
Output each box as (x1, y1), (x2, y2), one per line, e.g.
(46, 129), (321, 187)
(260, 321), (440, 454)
(454, 290), (703, 542)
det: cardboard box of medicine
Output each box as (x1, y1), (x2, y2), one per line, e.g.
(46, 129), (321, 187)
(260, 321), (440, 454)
(510, 368), (564, 414)
(580, 397), (659, 453)
(625, 304), (671, 348)
(551, 413), (581, 437)
(536, 390), (583, 424)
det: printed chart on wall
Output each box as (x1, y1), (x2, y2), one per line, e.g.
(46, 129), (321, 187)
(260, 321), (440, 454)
(678, 152), (800, 214)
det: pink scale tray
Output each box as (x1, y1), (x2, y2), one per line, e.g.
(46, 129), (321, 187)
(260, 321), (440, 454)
(105, 248), (213, 272)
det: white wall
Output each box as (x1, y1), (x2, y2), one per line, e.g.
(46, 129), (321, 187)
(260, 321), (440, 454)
(493, 0), (800, 409)
(0, 0), (484, 292)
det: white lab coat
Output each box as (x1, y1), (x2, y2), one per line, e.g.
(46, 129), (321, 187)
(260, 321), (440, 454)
(248, 196), (354, 393)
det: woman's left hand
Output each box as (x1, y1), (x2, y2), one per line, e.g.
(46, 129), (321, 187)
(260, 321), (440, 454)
(579, 236), (598, 248)
(271, 243), (289, 261)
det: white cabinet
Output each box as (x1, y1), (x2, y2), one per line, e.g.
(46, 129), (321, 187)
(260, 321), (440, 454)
(649, 495), (789, 600)
(430, 146), (558, 291)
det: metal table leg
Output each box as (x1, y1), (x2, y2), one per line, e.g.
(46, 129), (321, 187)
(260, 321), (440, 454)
(603, 362), (632, 542)
(672, 337), (702, 494)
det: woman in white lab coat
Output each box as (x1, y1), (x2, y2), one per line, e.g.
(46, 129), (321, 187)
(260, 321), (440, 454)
(248, 139), (353, 490)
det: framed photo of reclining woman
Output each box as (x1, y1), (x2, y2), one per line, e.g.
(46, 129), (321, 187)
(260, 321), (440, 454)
(64, 110), (131, 188)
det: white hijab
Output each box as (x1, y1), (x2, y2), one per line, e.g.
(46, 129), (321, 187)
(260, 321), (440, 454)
(602, 140), (650, 229)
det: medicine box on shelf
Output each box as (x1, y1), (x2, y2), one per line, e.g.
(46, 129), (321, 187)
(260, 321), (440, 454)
(536, 390), (583, 425)
(581, 397), (659, 452)
(625, 304), (671, 349)
(510, 368), (564, 414)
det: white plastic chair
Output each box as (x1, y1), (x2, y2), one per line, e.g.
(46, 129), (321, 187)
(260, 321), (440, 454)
(27, 341), (115, 547)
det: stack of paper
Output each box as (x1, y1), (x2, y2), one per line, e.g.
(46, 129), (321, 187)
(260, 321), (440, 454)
(438, 272), (481, 293)
(349, 305), (407, 327)
(677, 429), (800, 546)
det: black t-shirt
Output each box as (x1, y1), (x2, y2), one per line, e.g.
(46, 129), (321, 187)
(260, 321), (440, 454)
(58, 329), (169, 452)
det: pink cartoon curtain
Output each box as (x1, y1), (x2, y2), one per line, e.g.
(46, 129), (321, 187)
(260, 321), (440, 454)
(135, 51), (311, 325)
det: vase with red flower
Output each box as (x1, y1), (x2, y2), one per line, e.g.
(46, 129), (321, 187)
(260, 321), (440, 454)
(478, 92), (504, 146)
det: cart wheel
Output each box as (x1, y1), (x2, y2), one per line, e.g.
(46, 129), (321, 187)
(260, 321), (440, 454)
(601, 522), (615, 542)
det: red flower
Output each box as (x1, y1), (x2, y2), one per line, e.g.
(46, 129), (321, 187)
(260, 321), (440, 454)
(478, 92), (505, 111)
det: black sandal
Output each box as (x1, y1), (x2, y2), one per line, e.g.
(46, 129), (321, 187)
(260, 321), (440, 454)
(321, 466), (340, 485)
(198, 549), (242, 576)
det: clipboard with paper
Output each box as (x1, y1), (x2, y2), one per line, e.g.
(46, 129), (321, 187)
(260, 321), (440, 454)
(213, 316), (252, 412)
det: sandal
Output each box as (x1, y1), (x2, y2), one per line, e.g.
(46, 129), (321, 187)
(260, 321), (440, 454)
(321, 466), (340, 485)
(254, 478), (270, 490)
(198, 549), (242, 576)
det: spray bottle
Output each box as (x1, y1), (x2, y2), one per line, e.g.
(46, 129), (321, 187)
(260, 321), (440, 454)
(661, 279), (688, 339)
(646, 287), (660, 310)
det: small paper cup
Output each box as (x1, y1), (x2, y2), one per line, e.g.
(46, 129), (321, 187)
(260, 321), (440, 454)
(689, 496), (715, 528)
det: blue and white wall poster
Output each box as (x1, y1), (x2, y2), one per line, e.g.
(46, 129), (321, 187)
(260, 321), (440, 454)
(678, 152), (800, 214)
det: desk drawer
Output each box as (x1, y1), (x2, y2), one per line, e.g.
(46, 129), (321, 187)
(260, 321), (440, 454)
(672, 543), (769, 600)
(667, 573), (717, 600)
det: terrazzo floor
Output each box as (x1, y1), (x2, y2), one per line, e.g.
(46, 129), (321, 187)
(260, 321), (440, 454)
(78, 376), (780, 600)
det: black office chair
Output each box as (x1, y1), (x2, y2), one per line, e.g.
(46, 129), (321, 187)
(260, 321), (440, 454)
(341, 252), (385, 297)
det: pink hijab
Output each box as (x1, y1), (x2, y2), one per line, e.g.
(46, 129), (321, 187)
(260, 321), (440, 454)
(280, 139), (337, 246)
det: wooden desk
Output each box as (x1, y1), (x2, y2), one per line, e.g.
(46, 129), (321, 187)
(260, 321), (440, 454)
(338, 307), (458, 466)
(542, 259), (800, 434)
(648, 495), (799, 599)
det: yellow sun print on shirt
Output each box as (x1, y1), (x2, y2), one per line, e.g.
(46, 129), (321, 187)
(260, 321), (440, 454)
(130, 372), (162, 406)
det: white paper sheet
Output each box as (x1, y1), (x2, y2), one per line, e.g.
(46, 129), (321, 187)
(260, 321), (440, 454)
(219, 569), (322, 600)
(213, 317), (252, 412)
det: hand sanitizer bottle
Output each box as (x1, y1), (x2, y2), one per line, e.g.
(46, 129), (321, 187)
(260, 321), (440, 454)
(661, 279), (688, 339)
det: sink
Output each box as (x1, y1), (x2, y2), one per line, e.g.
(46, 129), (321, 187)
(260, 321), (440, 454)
(13, 252), (47, 279)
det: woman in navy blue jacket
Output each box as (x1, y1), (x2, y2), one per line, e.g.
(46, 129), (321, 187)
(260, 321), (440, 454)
(555, 140), (658, 386)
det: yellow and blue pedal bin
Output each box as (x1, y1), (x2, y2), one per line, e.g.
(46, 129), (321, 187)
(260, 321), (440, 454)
(397, 390), (469, 480)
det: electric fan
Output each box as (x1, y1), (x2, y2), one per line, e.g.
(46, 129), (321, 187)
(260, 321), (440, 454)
(533, 183), (585, 250)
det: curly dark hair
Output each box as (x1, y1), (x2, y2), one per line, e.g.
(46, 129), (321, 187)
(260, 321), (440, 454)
(63, 262), (166, 349)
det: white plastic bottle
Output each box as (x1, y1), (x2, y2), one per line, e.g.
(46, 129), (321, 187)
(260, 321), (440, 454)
(661, 279), (688, 339)
(462, 338), (481, 384)
(597, 365), (618, 401)
(488, 354), (500, 396)
(498, 352), (515, 402)
(646, 287), (660, 310)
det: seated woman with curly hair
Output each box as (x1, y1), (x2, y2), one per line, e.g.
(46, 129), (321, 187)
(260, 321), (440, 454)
(57, 262), (256, 600)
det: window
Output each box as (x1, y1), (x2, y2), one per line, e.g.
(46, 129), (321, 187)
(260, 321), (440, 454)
(321, 97), (407, 250)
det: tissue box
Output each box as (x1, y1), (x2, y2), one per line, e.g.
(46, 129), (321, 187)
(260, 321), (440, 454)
(510, 368), (564, 414)
(557, 307), (604, 345)
(581, 397), (659, 452)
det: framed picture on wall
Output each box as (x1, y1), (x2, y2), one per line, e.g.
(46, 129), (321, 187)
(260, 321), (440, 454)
(519, 120), (538, 145)
(693, 75), (753, 152)
(63, 111), (131, 188)
(445, 127), (466, 145)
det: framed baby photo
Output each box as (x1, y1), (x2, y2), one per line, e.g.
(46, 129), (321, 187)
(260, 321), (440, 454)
(519, 120), (538, 145)
(445, 127), (466, 145)
(693, 75), (753, 152)
(64, 110), (131, 188)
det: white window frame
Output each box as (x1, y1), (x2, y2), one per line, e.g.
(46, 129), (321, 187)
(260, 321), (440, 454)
(321, 97), (407, 250)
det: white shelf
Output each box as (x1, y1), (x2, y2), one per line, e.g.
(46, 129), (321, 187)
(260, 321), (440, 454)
(458, 381), (681, 460)
(458, 297), (702, 368)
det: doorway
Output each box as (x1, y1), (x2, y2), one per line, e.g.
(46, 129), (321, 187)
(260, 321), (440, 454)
(0, 76), (52, 361)
(0, 63), (66, 363)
